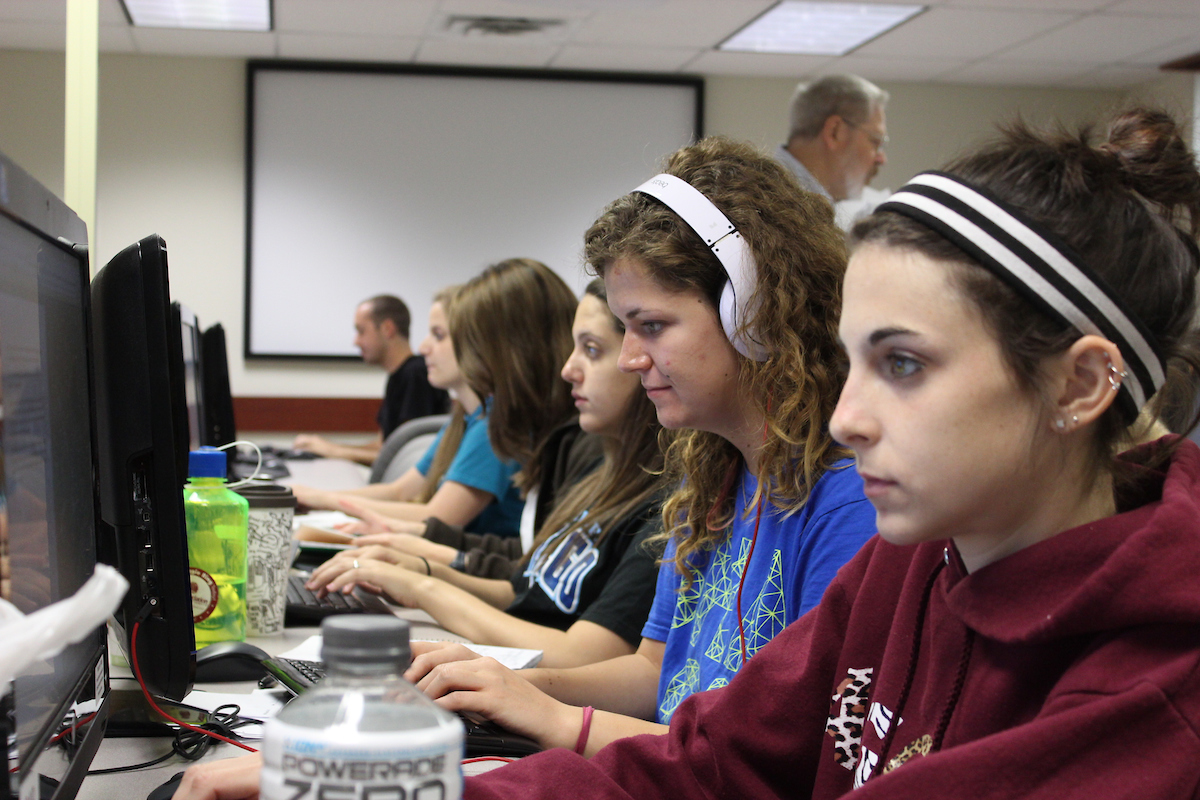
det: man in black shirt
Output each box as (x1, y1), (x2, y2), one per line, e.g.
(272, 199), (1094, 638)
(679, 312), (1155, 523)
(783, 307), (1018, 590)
(293, 295), (448, 465)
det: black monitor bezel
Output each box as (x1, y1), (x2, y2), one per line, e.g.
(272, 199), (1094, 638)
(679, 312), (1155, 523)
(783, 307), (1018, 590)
(201, 323), (237, 448)
(173, 301), (207, 454)
(0, 149), (110, 800)
(91, 234), (196, 702)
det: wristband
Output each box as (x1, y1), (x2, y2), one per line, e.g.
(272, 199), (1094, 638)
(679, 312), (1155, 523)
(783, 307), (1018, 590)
(419, 556), (431, 576)
(574, 706), (595, 755)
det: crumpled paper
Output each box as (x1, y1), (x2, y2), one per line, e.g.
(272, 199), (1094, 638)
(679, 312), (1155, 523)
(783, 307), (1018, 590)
(0, 563), (128, 688)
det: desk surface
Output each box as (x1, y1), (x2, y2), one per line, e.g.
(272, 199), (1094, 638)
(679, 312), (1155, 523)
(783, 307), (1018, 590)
(278, 457), (369, 491)
(82, 609), (477, 800)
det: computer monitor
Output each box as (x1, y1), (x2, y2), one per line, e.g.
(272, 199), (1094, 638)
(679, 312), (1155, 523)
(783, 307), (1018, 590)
(201, 323), (237, 448)
(0, 152), (109, 800)
(173, 302), (205, 453)
(91, 234), (196, 702)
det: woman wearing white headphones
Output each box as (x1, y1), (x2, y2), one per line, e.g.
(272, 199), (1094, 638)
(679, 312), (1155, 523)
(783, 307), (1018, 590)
(406, 136), (876, 753)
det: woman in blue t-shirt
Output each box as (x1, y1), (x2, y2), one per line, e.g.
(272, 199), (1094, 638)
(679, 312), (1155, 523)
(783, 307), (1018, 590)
(402, 137), (877, 755)
(294, 259), (577, 536)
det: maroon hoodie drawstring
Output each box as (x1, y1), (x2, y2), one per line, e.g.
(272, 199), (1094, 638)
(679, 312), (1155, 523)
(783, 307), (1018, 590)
(871, 558), (945, 779)
(933, 627), (975, 751)
(871, 553), (977, 779)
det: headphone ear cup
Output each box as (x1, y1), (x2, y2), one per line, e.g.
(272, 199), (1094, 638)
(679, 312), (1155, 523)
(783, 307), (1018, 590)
(719, 279), (740, 347)
(720, 280), (769, 361)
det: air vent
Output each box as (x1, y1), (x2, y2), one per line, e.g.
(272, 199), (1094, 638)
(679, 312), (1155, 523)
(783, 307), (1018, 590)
(444, 15), (566, 38)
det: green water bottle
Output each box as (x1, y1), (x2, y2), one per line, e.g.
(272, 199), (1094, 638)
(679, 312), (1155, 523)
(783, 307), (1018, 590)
(184, 446), (249, 646)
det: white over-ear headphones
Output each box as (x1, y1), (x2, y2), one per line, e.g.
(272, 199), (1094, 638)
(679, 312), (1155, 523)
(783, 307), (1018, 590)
(632, 173), (768, 361)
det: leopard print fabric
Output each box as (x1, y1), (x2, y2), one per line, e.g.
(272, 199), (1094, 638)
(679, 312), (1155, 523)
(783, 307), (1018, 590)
(825, 667), (873, 770)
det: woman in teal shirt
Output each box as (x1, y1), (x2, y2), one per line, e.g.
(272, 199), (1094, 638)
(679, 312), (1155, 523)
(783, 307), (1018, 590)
(295, 259), (576, 537)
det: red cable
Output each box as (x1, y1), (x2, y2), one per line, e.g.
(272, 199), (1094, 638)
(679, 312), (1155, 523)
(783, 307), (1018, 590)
(50, 712), (98, 744)
(130, 621), (257, 753)
(734, 407), (772, 667)
(734, 492), (766, 667)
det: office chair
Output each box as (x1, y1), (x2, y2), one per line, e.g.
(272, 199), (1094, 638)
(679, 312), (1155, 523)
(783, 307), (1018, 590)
(369, 414), (449, 484)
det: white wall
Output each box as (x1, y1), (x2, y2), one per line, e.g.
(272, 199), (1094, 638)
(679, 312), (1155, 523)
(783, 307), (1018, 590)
(0, 49), (1193, 399)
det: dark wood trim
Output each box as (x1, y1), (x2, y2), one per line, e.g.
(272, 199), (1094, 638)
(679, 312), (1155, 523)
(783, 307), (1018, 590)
(1161, 51), (1200, 71)
(233, 396), (381, 432)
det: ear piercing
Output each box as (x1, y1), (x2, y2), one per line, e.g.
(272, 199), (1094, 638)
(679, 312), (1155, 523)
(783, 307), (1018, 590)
(1107, 357), (1128, 393)
(1055, 415), (1079, 431)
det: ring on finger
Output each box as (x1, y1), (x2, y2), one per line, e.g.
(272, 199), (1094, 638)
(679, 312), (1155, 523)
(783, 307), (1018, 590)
(353, 559), (360, 570)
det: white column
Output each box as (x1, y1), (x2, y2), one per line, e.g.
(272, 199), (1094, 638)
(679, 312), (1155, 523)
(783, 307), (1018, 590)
(64, 0), (99, 264)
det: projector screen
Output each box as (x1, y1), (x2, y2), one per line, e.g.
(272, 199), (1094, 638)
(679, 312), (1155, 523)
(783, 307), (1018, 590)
(245, 62), (703, 359)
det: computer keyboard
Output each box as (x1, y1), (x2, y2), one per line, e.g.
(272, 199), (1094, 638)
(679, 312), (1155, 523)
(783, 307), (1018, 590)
(285, 573), (393, 625)
(231, 458), (291, 481)
(261, 656), (543, 759)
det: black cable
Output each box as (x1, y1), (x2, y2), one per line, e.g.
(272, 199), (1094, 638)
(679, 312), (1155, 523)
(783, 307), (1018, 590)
(86, 750), (178, 776)
(84, 704), (259, 776)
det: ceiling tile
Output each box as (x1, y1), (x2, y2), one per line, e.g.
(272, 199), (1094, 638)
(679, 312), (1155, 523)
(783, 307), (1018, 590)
(550, 43), (699, 72)
(100, 24), (137, 53)
(817, 53), (969, 82)
(1104, 0), (1200, 15)
(99, 0), (129, 26)
(0, 0), (160, 27)
(414, 37), (559, 68)
(574, 0), (772, 48)
(278, 33), (421, 62)
(685, 49), (835, 78)
(0, 0), (1189, 89)
(438, 0), (595, 19)
(997, 13), (1197, 63)
(1062, 63), (1165, 87)
(940, 58), (1091, 86)
(1123, 33), (1200, 66)
(130, 27), (277, 57)
(275, 0), (436, 36)
(854, 7), (1075, 60)
(0, 1), (63, 23)
(941, 0), (1109, 10)
(0, 21), (64, 50)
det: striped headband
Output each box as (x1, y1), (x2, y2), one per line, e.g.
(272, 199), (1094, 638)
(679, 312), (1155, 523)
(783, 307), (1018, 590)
(878, 171), (1166, 420)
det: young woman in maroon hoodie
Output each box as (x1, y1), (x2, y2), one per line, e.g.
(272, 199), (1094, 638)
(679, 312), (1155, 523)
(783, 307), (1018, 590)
(171, 109), (1200, 800)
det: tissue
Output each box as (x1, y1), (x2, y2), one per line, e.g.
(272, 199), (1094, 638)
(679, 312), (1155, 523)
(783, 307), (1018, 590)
(0, 563), (129, 688)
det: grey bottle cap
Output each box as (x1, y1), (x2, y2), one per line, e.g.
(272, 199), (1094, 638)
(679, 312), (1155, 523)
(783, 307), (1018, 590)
(320, 616), (412, 670)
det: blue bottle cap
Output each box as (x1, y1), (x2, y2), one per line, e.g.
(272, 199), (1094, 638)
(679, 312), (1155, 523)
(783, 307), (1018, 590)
(188, 446), (227, 478)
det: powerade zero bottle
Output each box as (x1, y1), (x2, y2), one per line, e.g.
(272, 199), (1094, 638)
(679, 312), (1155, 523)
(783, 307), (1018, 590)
(183, 446), (249, 645)
(260, 616), (465, 800)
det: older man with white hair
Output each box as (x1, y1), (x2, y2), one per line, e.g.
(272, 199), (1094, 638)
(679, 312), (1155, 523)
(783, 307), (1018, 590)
(776, 74), (890, 228)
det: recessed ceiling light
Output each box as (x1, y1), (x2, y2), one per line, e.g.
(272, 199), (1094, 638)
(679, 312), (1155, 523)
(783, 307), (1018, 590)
(719, 1), (924, 56)
(120, 0), (272, 32)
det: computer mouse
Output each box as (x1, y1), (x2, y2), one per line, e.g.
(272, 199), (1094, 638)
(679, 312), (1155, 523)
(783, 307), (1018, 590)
(146, 771), (185, 800)
(194, 641), (272, 682)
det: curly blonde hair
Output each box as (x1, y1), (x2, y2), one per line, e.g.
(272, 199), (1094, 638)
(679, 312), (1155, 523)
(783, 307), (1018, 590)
(585, 136), (849, 585)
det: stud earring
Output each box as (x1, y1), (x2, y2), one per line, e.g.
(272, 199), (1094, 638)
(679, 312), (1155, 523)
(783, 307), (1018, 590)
(1055, 418), (1066, 430)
